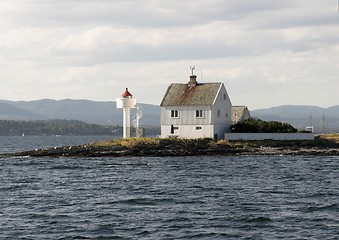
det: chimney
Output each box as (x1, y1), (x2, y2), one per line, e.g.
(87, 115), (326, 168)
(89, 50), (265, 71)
(188, 75), (198, 86)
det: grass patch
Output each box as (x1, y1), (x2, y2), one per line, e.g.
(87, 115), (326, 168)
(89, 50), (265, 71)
(317, 134), (339, 143)
(93, 137), (160, 147)
(92, 134), (339, 149)
(314, 134), (339, 147)
(93, 137), (217, 148)
(216, 139), (230, 145)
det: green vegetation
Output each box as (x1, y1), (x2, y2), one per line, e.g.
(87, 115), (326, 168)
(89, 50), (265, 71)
(92, 135), (339, 152)
(93, 137), (217, 148)
(230, 118), (298, 133)
(94, 137), (160, 147)
(4, 135), (338, 158)
(316, 133), (339, 145)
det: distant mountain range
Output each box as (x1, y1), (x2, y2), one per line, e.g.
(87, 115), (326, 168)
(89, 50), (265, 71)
(0, 99), (160, 126)
(0, 99), (338, 133)
(251, 105), (339, 133)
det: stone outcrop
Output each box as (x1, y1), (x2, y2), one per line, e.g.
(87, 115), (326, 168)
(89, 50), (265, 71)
(1, 139), (338, 158)
(3, 143), (240, 158)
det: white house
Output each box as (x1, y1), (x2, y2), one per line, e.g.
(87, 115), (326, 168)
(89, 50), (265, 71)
(160, 74), (232, 139)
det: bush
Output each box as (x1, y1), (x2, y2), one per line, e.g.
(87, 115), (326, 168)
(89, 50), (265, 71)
(230, 118), (297, 133)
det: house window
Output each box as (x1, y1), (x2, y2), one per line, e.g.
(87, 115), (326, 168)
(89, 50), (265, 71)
(196, 110), (204, 118)
(171, 110), (179, 118)
(196, 126), (202, 130)
(225, 113), (229, 118)
(224, 94), (226, 100)
(217, 110), (221, 118)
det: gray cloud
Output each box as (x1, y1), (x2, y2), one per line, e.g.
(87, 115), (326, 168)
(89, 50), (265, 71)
(1, 0), (308, 28)
(0, 0), (338, 109)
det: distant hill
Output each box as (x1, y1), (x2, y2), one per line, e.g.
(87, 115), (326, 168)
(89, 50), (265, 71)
(0, 102), (44, 120)
(251, 105), (339, 133)
(0, 99), (160, 127)
(0, 119), (120, 136)
(1, 100), (338, 133)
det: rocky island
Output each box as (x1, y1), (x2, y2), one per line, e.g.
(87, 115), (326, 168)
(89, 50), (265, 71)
(1, 134), (339, 158)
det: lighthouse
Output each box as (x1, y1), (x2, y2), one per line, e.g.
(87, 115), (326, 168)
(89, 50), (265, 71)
(116, 88), (136, 138)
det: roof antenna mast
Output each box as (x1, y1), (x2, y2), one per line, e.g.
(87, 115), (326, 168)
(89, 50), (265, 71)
(190, 66), (195, 76)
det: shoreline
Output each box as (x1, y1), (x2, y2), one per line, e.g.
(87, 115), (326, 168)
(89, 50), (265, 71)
(1, 137), (339, 158)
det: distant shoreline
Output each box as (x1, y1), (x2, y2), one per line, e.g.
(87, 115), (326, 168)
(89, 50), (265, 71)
(1, 135), (339, 158)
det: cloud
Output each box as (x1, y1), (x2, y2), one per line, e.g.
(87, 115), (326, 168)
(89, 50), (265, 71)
(0, 0), (338, 109)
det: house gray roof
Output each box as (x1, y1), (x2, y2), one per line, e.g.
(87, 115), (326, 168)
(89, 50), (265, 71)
(160, 82), (222, 106)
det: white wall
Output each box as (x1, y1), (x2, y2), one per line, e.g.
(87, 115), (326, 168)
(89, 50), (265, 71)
(160, 106), (214, 138)
(213, 124), (231, 139)
(225, 133), (314, 141)
(160, 106), (211, 125)
(211, 84), (232, 133)
(161, 124), (213, 138)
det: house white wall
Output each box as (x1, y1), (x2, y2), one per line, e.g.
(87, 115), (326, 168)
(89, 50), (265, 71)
(211, 84), (232, 138)
(161, 124), (213, 138)
(160, 106), (211, 125)
(160, 106), (213, 138)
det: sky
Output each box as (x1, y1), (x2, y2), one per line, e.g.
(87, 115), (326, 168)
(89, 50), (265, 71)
(0, 0), (338, 110)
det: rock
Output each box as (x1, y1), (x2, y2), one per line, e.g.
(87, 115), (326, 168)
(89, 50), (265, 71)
(0, 139), (338, 158)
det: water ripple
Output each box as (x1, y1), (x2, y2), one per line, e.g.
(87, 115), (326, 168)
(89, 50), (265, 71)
(0, 155), (338, 239)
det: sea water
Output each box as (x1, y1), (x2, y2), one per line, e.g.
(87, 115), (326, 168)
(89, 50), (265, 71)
(0, 136), (338, 239)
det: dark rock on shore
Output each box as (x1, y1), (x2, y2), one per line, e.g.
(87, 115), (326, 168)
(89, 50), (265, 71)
(1, 140), (338, 158)
(2, 143), (243, 158)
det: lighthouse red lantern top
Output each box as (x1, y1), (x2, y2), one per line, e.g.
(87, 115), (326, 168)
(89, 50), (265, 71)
(121, 88), (132, 98)
(116, 87), (136, 109)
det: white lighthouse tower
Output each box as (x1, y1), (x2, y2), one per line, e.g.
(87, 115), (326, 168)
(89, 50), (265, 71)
(116, 88), (136, 138)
